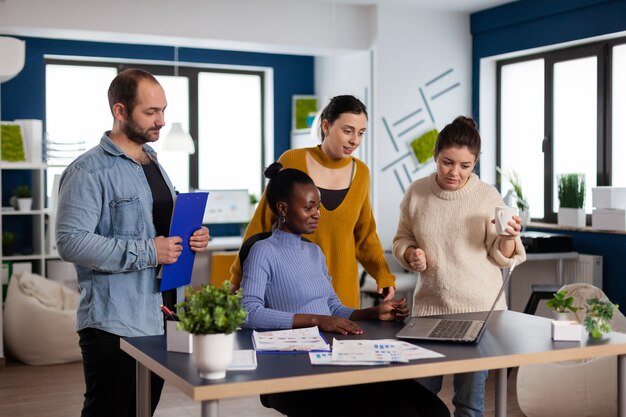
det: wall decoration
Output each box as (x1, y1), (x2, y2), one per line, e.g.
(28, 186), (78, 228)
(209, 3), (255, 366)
(0, 123), (26, 162)
(380, 68), (460, 193)
(292, 95), (318, 132)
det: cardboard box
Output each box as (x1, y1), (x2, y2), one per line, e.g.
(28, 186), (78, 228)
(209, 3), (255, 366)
(166, 320), (192, 354)
(551, 320), (583, 341)
(592, 208), (626, 231)
(592, 187), (626, 209)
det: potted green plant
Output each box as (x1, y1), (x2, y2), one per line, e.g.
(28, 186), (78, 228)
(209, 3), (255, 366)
(557, 173), (585, 227)
(2, 231), (15, 256)
(496, 167), (530, 230)
(584, 297), (619, 339)
(546, 290), (579, 321)
(175, 281), (247, 379)
(13, 185), (33, 211)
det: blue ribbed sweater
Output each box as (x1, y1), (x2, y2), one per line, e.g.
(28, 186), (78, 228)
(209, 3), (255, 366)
(241, 229), (355, 330)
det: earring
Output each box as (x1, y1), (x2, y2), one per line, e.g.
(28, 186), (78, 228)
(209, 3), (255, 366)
(282, 215), (286, 223)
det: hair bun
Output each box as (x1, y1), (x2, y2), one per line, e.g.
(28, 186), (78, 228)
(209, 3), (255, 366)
(453, 116), (477, 130)
(264, 162), (283, 179)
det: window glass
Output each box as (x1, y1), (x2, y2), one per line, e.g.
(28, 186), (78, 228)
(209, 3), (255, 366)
(500, 59), (545, 218)
(613, 44), (626, 186)
(154, 75), (190, 193)
(553, 56), (597, 212)
(45, 64), (117, 198)
(198, 72), (262, 198)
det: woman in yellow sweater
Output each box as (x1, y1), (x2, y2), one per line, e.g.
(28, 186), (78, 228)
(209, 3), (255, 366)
(230, 95), (395, 308)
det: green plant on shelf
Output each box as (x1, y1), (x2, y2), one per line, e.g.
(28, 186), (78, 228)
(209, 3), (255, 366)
(496, 167), (528, 211)
(2, 231), (16, 256)
(557, 173), (585, 209)
(14, 185), (32, 198)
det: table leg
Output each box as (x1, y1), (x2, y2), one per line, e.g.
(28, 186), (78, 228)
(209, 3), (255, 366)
(495, 368), (507, 417)
(201, 400), (219, 417)
(617, 355), (626, 417)
(136, 361), (151, 417)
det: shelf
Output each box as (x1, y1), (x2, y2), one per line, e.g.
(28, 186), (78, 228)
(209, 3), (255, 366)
(2, 254), (44, 261)
(1, 209), (45, 215)
(0, 162), (47, 169)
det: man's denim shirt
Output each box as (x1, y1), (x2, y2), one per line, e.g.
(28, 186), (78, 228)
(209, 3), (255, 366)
(56, 133), (175, 337)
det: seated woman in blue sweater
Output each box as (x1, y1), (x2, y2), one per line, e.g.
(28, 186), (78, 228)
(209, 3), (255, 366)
(241, 162), (449, 417)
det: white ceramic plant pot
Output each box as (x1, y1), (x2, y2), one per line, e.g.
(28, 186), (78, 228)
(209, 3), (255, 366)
(192, 333), (234, 380)
(558, 207), (585, 227)
(17, 198), (33, 211)
(552, 311), (574, 321)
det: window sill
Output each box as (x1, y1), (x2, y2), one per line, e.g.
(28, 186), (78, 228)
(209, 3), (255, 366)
(528, 221), (626, 236)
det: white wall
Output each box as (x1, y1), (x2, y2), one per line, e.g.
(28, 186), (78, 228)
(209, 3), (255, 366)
(0, 0), (374, 55)
(371, 6), (472, 248)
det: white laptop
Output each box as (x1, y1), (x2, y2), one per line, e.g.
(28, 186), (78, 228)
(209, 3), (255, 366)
(396, 261), (517, 343)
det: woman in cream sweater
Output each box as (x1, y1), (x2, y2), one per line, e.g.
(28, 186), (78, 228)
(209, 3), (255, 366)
(392, 116), (526, 417)
(230, 95), (395, 308)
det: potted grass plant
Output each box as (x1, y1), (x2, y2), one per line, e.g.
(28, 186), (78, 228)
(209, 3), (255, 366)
(557, 173), (586, 227)
(13, 185), (33, 211)
(175, 281), (247, 379)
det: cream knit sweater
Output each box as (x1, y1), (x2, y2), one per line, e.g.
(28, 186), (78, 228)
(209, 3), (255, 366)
(392, 173), (526, 317)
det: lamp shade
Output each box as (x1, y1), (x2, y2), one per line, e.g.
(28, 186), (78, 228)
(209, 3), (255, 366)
(162, 122), (195, 154)
(0, 36), (26, 83)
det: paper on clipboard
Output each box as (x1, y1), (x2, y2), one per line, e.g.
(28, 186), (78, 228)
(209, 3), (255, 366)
(160, 192), (209, 291)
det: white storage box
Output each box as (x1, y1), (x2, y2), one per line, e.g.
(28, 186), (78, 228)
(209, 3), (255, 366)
(166, 320), (192, 353)
(592, 208), (626, 231)
(551, 320), (583, 341)
(592, 187), (626, 209)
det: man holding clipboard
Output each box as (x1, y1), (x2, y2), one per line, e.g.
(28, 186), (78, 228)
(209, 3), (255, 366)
(56, 69), (209, 417)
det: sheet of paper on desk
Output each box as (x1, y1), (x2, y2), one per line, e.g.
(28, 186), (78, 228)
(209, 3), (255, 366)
(332, 339), (409, 363)
(252, 326), (330, 352)
(309, 351), (388, 366)
(227, 350), (257, 371)
(376, 339), (445, 361)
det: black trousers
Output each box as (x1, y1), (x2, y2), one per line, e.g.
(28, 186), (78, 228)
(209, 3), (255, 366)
(78, 328), (165, 417)
(261, 378), (450, 417)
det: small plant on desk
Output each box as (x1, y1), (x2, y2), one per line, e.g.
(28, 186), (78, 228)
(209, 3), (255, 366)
(546, 290), (579, 320)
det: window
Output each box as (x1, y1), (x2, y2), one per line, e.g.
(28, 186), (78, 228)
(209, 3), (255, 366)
(44, 60), (268, 202)
(497, 40), (626, 222)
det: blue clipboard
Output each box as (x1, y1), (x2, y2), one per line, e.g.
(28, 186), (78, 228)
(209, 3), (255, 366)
(160, 192), (209, 291)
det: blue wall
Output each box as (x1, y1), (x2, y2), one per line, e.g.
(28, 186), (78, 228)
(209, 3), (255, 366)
(472, 0), (626, 309)
(1, 36), (314, 238)
(0, 36), (315, 159)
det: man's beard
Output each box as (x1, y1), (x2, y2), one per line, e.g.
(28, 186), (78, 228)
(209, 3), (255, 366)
(123, 115), (159, 145)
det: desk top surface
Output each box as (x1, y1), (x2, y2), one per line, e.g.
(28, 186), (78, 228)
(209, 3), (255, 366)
(121, 310), (626, 401)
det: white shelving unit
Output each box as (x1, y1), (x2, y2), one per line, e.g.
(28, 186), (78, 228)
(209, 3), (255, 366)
(1, 161), (51, 364)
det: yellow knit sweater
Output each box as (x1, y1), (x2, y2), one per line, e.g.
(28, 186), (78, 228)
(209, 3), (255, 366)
(229, 146), (395, 308)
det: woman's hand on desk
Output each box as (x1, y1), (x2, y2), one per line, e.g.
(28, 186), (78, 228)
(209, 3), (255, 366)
(350, 298), (409, 322)
(374, 298), (409, 321)
(294, 314), (364, 335)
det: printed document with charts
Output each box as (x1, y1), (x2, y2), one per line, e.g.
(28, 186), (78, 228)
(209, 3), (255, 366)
(252, 326), (330, 352)
(309, 339), (444, 366)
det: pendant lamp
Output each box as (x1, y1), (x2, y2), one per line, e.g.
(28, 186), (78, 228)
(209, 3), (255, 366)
(161, 46), (196, 154)
(162, 122), (195, 154)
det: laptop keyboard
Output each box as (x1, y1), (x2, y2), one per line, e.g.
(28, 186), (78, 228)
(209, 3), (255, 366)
(429, 319), (474, 339)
